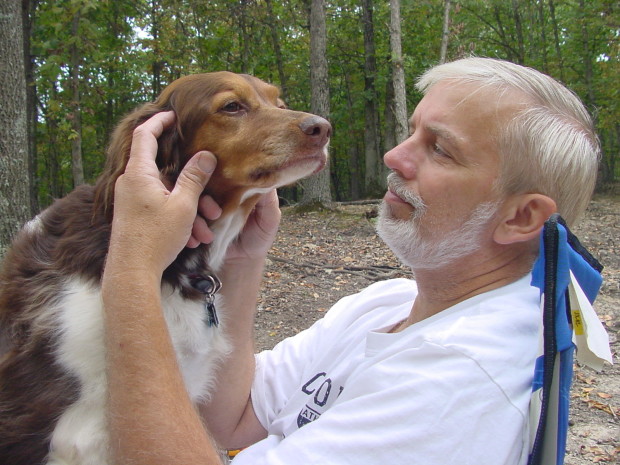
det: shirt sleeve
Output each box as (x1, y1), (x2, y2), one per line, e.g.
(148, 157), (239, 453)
(240, 340), (529, 465)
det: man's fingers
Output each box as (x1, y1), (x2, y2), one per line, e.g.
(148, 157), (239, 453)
(256, 189), (279, 208)
(127, 111), (176, 167)
(190, 215), (215, 246)
(198, 195), (222, 221)
(171, 151), (217, 203)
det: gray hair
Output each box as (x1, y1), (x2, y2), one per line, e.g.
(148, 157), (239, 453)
(416, 57), (600, 227)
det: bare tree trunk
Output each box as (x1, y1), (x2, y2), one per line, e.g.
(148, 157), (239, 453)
(383, 64), (396, 159)
(343, 71), (361, 199)
(300, 0), (332, 207)
(578, 0), (596, 113)
(233, 0), (251, 73)
(22, 0), (38, 215)
(389, 0), (408, 146)
(151, 0), (163, 99)
(361, 0), (382, 196)
(439, 0), (451, 63)
(265, 0), (289, 100)
(511, 0), (525, 64)
(537, 0), (549, 73)
(0, 0), (31, 257)
(70, 10), (84, 187)
(548, 0), (565, 82)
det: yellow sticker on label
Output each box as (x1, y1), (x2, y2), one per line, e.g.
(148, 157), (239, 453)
(572, 309), (584, 336)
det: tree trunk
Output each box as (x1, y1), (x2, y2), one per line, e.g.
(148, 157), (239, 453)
(343, 70), (361, 200)
(233, 0), (251, 73)
(537, 0), (549, 73)
(265, 0), (289, 100)
(70, 10), (84, 187)
(511, 0), (525, 64)
(151, 0), (163, 99)
(548, 0), (565, 82)
(383, 64), (396, 155)
(439, 0), (451, 64)
(300, 0), (332, 207)
(0, 0), (32, 257)
(22, 0), (38, 215)
(389, 0), (408, 146)
(578, 0), (596, 113)
(361, 0), (382, 196)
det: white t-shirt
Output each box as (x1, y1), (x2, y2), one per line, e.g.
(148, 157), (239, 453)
(233, 276), (540, 465)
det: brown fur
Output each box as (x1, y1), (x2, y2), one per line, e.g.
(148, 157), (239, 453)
(0, 71), (330, 464)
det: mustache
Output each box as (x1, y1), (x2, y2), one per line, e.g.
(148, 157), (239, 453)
(386, 173), (426, 214)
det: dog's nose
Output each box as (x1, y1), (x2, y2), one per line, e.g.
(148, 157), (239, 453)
(299, 116), (332, 143)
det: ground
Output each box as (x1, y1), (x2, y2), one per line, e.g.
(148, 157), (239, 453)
(253, 195), (619, 464)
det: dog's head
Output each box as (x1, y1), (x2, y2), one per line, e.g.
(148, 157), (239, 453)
(95, 72), (331, 219)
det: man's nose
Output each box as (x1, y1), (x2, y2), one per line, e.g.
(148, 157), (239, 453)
(383, 136), (417, 179)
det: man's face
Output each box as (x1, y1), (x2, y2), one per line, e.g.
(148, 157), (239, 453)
(377, 81), (522, 269)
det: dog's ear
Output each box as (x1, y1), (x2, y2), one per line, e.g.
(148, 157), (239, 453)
(93, 75), (218, 221)
(93, 100), (185, 221)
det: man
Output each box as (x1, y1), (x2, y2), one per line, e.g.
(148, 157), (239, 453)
(102, 57), (600, 465)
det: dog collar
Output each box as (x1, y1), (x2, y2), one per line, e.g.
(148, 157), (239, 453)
(189, 273), (222, 327)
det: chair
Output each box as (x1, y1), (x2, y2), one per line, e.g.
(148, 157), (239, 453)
(528, 214), (613, 465)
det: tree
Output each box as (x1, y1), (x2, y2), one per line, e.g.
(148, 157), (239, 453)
(0, 0), (32, 257)
(264, 0), (289, 100)
(548, 0), (565, 81)
(440, 0), (451, 63)
(300, 0), (332, 207)
(22, 0), (620, 207)
(69, 7), (85, 187)
(361, 0), (383, 197)
(389, 0), (408, 145)
(22, 0), (38, 215)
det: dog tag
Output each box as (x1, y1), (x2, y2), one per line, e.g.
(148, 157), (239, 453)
(190, 274), (222, 327)
(204, 297), (219, 327)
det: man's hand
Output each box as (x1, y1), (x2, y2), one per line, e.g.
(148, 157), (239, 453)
(222, 189), (281, 264)
(109, 111), (220, 274)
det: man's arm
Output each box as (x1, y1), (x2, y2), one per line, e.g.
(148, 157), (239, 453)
(102, 111), (224, 465)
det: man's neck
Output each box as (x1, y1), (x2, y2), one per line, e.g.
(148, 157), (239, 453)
(395, 244), (535, 330)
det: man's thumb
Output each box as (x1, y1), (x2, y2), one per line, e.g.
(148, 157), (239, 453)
(174, 151), (217, 199)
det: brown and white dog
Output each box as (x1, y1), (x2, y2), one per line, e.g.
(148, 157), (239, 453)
(0, 72), (330, 465)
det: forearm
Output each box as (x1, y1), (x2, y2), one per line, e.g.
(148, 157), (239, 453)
(200, 256), (268, 448)
(102, 261), (223, 465)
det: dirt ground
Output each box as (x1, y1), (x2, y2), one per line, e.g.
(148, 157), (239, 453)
(253, 195), (619, 464)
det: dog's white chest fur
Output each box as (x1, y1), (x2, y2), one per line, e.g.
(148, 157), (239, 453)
(46, 278), (230, 465)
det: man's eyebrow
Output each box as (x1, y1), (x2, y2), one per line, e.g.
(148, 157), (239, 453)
(408, 117), (461, 145)
(427, 125), (462, 149)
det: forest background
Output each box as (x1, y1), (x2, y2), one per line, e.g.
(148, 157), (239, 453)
(0, 0), (618, 252)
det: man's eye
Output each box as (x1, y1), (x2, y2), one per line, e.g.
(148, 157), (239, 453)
(433, 143), (450, 158)
(222, 102), (243, 112)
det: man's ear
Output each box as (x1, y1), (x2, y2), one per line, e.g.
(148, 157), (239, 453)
(493, 194), (557, 245)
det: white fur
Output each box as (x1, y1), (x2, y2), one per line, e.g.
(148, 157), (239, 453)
(23, 214), (44, 234)
(46, 278), (230, 465)
(209, 210), (249, 271)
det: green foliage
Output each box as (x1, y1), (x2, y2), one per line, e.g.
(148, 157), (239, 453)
(29, 0), (619, 208)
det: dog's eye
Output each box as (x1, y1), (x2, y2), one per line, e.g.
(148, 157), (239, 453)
(221, 101), (243, 113)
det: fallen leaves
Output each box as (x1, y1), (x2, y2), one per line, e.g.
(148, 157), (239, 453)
(573, 373), (619, 419)
(578, 444), (619, 463)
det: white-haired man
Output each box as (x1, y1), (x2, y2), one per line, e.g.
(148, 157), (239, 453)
(102, 57), (600, 465)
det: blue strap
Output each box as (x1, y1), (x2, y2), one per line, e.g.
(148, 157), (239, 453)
(529, 214), (602, 465)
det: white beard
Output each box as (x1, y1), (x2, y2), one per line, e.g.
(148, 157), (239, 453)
(377, 174), (499, 270)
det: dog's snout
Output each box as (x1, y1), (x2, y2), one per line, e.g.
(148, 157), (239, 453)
(299, 116), (332, 142)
